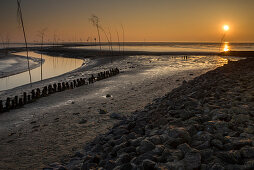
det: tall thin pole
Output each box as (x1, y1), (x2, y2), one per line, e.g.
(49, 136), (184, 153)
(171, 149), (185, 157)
(41, 35), (43, 81)
(121, 24), (125, 56)
(219, 33), (226, 52)
(17, 0), (32, 86)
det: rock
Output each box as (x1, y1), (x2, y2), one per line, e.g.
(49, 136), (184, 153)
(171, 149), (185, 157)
(142, 159), (156, 170)
(231, 114), (250, 124)
(195, 141), (210, 150)
(105, 160), (116, 170)
(81, 162), (98, 170)
(74, 152), (84, 158)
(245, 126), (254, 134)
(177, 143), (192, 155)
(193, 131), (213, 142)
(217, 150), (243, 164)
(229, 138), (252, 149)
(152, 145), (165, 155)
(211, 139), (223, 149)
(183, 150), (201, 169)
(110, 113), (126, 120)
(137, 139), (155, 154)
(245, 160), (254, 169)
(99, 109), (107, 114)
(134, 153), (158, 165)
(164, 137), (186, 148)
(169, 127), (191, 143)
(240, 147), (254, 158)
(130, 137), (143, 147)
(106, 94), (111, 98)
(149, 135), (162, 145)
(79, 119), (87, 124)
(113, 163), (132, 170)
(200, 149), (213, 163)
(116, 153), (131, 164)
(210, 163), (225, 170)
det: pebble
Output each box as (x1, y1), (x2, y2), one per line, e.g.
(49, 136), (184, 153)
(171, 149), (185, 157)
(46, 58), (254, 170)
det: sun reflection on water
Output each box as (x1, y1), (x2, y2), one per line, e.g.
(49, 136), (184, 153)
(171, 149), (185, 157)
(223, 42), (230, 52)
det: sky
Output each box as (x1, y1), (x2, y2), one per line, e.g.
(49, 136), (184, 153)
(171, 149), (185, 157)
(0, 0), (254, 43)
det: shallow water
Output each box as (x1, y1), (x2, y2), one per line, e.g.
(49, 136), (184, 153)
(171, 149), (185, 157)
(70, 42), (254, 52)
(0, 51), (84, 91)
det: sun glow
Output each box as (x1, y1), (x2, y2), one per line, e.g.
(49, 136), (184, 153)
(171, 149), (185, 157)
(223, 25), (229, 31)
(223, 43), (230, 52)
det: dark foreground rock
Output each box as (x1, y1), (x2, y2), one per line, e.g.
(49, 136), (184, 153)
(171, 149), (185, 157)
(46, 58), (254, 170)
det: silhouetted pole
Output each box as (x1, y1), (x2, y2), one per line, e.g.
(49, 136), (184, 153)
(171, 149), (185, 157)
(17, 0), (32, 86)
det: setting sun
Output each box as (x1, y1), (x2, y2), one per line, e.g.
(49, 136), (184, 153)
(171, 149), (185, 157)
(223, 25), (229, 31)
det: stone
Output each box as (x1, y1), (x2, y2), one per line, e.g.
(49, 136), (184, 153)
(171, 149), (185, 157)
(142, 159), (156, 170)
(99, 109), (107, 114)
(152, 145), (165, 155)
(195, 141), (210, 150)
(169, 127), (191, 143)
(177, 143), (192, 155)
(110, 113), (126, 120)
(183, 150), (201, 169)
(164, 137), (186, 148)
(137, 139), (155, 154)
(231, 114), (250, 124)
(149, 135), (162, 145)
(200, 149), (213, 163)
(211, 139), (223, 149)
(116, 153), (131, 164)
(79, 119), (87, 124)
(210, 163), (225, 170)
(114, 163), (132, 170)
(240, 147), (254, 158)
(217, 150), (243, 164)
(81, 162), (97, 170)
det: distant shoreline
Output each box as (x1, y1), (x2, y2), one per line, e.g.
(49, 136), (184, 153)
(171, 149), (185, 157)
(0, 53), (43, 79)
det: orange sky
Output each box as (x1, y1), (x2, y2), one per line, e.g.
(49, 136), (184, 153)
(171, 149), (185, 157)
(0, 0), (254, 43)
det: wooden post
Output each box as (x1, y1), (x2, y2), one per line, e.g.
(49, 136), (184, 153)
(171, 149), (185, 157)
(19, 98), (23, 107)
(48, 84), (53, 94)
(23, 92), (27, 104)
(14, 96), (18, 108)
(27, 95), (31, 102)
(36, 88), (41, 98)
(0, 100), (3, 113)
(73, 80), (76, 87)
(11, 99), (15, 109)
(70, 82), (74, 89)
(58, 83), (62, 92)
(5, 97), (10, 110)
(77, 79), (80, 87)
(32, 90), (36, 99)
(79, 78), (83, 85)
(53, 83), (57, 92)
(62, 82), (66, 90)
(42, 86), (48, 96)
(66, 82), (69, 89)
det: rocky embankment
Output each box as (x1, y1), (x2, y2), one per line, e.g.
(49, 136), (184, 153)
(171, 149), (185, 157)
(48, 58), (254, 170)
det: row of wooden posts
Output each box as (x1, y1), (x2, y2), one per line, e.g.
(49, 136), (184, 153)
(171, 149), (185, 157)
(0, 68), (120, 113)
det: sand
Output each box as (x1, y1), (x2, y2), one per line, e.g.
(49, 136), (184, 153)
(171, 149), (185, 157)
(0, 52), (229, 169)
(0, 53), (42, 79)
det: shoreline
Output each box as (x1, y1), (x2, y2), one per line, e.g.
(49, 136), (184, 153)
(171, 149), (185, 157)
(0, 48), (253, 169)
(0, 52), (43, 79)
(55, 56), (254, 170)
(0, 52), (222, 169)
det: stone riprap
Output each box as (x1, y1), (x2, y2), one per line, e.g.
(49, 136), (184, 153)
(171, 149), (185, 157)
(47, 58), (254, 170)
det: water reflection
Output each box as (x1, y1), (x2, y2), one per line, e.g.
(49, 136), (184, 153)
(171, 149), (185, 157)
(223, 42), (230, 52)
(0, 51), (84, 91)
(70, 42), (254, 52)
